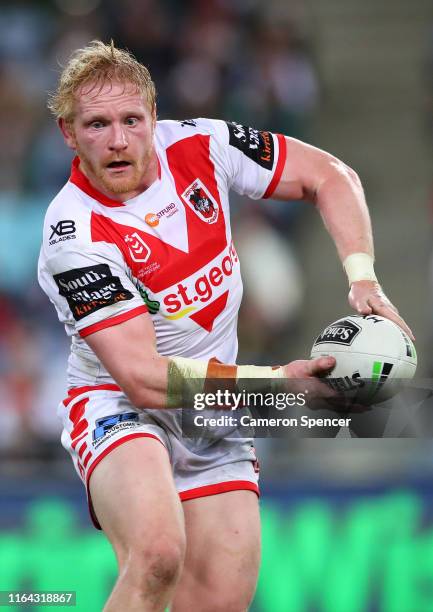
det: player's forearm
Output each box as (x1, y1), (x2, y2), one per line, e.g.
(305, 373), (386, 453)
(275, 139), (374, 266)
(314, 160), (374, 263)
(128, 356), (285, 410)
(85, 314), (282, 410)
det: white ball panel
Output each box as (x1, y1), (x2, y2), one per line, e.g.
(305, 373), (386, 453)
(310, 314), (417, 404)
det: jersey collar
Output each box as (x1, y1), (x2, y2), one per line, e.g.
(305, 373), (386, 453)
(69, 156), (162, 207)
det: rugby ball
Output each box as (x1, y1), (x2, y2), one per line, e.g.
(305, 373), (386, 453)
(310, 314), (417, 403)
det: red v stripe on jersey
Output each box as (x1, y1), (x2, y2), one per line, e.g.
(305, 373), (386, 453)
(91, 134), (228, 293)
(91, 212), (193, 292)
(165, 134), (226, 257)
(189, 290), (229, 332)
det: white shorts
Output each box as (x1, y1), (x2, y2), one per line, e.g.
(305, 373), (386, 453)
(59, 384), (260, 528)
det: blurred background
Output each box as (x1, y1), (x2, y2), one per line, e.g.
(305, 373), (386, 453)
(1, 0), (433, 610)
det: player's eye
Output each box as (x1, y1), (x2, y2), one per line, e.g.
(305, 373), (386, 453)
(125, 117), (138, 126)
(90, 121), (105, 129)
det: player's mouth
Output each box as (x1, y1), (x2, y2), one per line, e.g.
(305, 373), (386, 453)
(106, 160), (133, 171)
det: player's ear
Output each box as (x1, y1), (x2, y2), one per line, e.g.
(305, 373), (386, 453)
(151, 104), (157, 129)
(58, 118), (77, 151)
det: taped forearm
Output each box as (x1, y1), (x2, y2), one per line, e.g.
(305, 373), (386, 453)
(166, 356), (284, 408)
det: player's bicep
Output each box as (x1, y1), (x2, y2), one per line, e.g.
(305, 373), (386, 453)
(84, 312), (168, 408)
(271, 136), (348, 202)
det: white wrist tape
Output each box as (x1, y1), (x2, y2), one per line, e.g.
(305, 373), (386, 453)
(168, 357), (285, 383)
(167, 357), (285, 407)
(236, 365), (285, 379)
(236, 364), (285, 394)
(343, 252), (377, 285)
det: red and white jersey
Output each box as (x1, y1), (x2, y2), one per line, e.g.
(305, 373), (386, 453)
(38, 118), (286, 388)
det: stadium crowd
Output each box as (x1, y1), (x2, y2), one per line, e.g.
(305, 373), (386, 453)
(0, 0), (318, 458)
(1, 0), (431, 489)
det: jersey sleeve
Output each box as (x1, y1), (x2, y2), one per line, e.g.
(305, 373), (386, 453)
(38, 239), (147, 339)
(202, 119), (287, 200)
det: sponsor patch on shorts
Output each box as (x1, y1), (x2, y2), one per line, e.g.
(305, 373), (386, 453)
(54, 264), (133, 321)
(92, 412), (140, 449)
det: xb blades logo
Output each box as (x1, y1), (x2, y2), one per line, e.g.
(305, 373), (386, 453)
(49, 220), (76, 239)
(124, 232), (151, 263)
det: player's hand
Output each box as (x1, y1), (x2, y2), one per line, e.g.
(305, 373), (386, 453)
(348, 280), (414, 340)
(281, 357), (337, 403)
(282, 357), (369, 412)
(283, 356), (336, 379)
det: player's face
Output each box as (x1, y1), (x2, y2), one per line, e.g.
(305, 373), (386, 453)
(61, 80), (156, 201)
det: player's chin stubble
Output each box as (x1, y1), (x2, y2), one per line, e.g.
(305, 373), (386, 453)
(78, 149), (151, 196)
(100, 164), (141, 194)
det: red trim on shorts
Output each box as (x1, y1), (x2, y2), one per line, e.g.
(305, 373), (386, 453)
(63, 384), (122, 407)
(67, 397), (93, 476)
(69, 399), (89, 442)
(86, 433), (167, 489)
(71, 432), (87, 450)
(83, 450), (92, 467)
(71, 418), (88, 441)
(179, 480), (260, 502)
(79, 305), (148, 338)
(77, 441), (87, 459)
(85, 432), (167, 530)
(262, 134), (287, 199)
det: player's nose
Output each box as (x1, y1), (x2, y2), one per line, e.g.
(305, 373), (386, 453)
(108, 123), (128, 151)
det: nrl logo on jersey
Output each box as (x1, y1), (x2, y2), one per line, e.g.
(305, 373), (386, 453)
(124, 232), (151, 262)
(181, 179), (219, 224)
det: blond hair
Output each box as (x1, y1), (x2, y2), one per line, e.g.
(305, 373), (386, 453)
(48, 40), (156, 122)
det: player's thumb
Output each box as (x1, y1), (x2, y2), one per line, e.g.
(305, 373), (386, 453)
(308, 356), (336, 377)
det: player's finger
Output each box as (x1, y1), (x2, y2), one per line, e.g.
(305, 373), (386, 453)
(368, 295), (399, 314)
(390, 314), (415, 341)
(368, 302), (415, 340)
(353, 301), (372, 315)
(348, 292), (372, 315)
(307, 356), (336, 377)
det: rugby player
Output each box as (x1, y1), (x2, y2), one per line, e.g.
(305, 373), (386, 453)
(38, 41), (413, 611)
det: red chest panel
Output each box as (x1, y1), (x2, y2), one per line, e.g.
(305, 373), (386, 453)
(90, 135), (228, 292)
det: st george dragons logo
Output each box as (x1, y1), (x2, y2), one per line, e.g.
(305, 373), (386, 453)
(181, 179), (219, 224)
